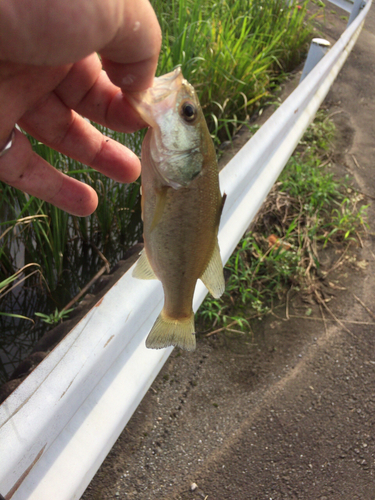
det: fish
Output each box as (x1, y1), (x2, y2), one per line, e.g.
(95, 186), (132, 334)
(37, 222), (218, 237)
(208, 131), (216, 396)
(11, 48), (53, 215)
(128, 67), (225, 351)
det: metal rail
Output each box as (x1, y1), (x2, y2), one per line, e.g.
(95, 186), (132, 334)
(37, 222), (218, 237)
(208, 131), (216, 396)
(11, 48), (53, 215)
(0, 1), (372, 498)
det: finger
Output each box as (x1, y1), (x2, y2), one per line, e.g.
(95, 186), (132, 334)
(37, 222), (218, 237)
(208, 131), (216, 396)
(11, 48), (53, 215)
(0, 62), (70, 143)
(101, 56), (158, 93)
(54, 54), (146, 132)
(100, 0), (161, 91)
(0, 1), (131, 65)
(0, 129), (98, 216)
(0, 0), (161, 90)
(18, 90), (141, 183)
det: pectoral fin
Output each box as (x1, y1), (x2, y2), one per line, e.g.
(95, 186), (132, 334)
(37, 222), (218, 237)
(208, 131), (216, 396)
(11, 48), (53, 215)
(200, 239), (225, 299)
(132, 250), (157, 280)
(150, 186), (168, 232)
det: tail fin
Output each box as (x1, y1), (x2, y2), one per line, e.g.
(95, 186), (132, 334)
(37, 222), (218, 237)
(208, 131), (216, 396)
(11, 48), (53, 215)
(146, 310), (196, 351)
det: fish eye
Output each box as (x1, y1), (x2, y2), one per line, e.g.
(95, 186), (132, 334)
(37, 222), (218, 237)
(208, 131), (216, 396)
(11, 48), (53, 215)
(181, 102), (197, 122)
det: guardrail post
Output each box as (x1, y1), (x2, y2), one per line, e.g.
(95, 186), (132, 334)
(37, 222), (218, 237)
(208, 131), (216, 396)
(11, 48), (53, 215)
(300, 38), (331, 83)
(348, 0), (366, 25)
(326, 0), (354, 13)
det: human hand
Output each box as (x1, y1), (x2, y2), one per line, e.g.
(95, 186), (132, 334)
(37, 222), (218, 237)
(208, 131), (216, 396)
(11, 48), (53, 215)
(0, 0), (161, 216)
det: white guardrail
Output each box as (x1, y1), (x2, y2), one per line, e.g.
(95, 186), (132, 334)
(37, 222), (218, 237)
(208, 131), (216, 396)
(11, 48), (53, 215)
(0, 1), (372, 498)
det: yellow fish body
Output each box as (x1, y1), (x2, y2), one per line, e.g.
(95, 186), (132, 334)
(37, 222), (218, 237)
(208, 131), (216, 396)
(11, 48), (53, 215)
(129, 68), (225, 351)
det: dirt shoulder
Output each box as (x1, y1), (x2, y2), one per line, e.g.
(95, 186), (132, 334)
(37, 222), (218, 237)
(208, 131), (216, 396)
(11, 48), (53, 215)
(82, 4), (375, 500)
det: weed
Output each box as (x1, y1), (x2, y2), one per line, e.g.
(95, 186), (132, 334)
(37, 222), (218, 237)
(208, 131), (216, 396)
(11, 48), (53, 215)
(0, 0), (317, 380)
(0, 263), (43, 323)
(154, 0), (314, 141)
(35, 308), (74, 325)
(0, 1), (314, 295)
(198, 112), (368, 335)
(325, 198), (368, 245)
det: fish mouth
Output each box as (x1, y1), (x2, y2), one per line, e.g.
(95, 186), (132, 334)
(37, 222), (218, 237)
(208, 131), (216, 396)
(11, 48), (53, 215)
(126, 67), (184, 128)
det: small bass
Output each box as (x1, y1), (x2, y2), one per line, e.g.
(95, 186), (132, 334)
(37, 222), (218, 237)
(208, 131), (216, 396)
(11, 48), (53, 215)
(129, 67), (225, 351)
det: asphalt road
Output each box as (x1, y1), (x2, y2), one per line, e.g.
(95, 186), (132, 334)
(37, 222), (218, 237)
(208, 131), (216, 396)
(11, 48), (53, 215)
(82, 4), (375, 499)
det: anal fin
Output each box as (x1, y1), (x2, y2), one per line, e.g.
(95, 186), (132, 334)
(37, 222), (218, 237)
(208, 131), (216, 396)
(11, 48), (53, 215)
(200, 239), (225, 299)
(132, 250), (157, 280)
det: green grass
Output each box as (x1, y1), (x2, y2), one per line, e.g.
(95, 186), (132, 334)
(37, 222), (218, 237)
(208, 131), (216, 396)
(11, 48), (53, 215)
(0, 132), (143, 288)
(0, 132), (144, 382)
(35, 307), (74, 325)
(154, 0), (314, 141)
(0, 0), (318, 381)
(1, 0), (315, 291)
(197, 111), (368, 334)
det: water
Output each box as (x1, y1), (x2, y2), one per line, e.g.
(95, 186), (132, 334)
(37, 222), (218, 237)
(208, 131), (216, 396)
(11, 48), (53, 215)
(0, 124), (144, 384)
(0, 204), (143, 384)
